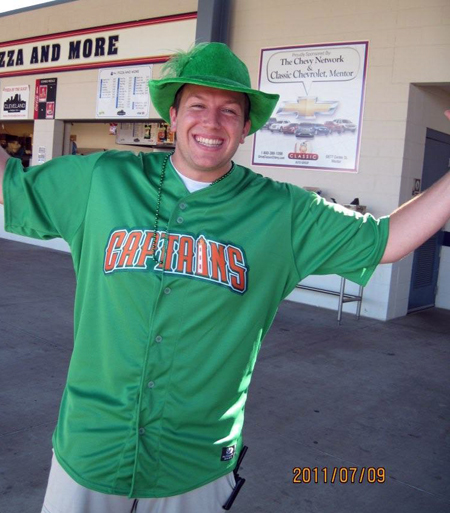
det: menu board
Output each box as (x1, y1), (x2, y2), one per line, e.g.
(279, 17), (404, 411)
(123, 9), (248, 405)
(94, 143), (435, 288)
(96, 65), (152, 118)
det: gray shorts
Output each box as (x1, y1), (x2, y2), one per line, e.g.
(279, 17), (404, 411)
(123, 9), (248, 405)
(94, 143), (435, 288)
(41, 453), (235, 513)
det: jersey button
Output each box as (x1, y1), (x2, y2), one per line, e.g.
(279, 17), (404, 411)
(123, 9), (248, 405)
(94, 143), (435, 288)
(155, 335), (163, 343)
(138, 428), (145, 435)
(176, 216), (184, 224)
(163, 287), (171, 295)
(147, 381), (155, 389)
(179, 202), (187, 210)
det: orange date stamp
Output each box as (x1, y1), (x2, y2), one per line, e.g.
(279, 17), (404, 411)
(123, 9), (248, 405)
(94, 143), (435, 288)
(292, 466), (386, 484)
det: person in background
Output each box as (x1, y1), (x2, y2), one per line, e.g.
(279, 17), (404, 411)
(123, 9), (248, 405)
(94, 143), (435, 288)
(70, 134), (78, 155)
(5, 134), (25, 159)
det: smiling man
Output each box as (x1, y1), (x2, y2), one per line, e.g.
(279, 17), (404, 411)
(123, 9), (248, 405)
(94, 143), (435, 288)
(1, 42), (450, 513)
(169, 86), (251, 181)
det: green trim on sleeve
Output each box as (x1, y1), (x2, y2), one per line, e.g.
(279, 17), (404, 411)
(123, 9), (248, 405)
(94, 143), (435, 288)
(339, 215), (390, 287)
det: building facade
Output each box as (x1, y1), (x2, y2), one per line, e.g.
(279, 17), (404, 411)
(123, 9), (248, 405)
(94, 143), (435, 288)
(1, 0), (449, 320)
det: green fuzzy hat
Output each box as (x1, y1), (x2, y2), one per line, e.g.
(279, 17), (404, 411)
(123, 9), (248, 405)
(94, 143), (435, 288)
(149, 42), (279, 135)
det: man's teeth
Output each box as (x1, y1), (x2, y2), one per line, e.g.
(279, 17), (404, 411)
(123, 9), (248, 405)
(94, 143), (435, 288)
(195, 136), (222, 147)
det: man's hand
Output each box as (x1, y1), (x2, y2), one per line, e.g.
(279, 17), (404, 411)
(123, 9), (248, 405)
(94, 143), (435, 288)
(381, 110), (450, 263)
(0, 145), (11, 205)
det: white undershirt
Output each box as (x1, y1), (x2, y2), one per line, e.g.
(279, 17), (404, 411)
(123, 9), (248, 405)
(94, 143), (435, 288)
(171, 157), (212, 193)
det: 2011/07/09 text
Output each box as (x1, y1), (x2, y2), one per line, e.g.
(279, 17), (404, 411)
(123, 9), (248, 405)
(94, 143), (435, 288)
(292, 467), (386, 484)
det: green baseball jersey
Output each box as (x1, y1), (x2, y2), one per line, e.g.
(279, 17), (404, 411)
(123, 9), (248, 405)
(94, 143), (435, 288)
(3, 151), (389, 498)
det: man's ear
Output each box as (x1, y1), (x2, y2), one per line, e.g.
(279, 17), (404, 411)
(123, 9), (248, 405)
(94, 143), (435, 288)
(240, 120), (251, 144)
(169, 106), (177, 132)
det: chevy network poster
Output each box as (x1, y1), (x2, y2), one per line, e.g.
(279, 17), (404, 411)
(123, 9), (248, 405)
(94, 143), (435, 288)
(252, 42), (368, 173)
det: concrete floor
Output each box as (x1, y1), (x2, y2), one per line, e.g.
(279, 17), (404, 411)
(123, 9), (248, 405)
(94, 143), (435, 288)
(0, 238), (449, 513)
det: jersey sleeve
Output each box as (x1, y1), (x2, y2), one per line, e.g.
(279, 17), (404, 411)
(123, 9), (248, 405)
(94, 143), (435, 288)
(290, 187), (390, 287)
(3, 153), (104, 244)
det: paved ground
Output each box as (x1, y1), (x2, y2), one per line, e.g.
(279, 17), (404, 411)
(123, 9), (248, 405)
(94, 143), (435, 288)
(0, 238), (449, 513)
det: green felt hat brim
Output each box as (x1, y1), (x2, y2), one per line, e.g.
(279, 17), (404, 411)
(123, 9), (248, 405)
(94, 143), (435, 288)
(149, 77), (279, 136)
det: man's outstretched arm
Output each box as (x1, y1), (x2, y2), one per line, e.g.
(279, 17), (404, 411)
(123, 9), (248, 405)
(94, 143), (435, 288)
(0, 145), (11, 205)
(381, 170), (450, 263)
(381, 110), (450, 264)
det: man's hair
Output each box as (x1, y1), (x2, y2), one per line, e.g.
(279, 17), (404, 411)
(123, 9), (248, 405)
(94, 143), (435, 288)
(172, 85), (251, 124)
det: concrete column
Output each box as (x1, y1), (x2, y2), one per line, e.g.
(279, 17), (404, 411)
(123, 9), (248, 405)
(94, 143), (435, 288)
(31, 119), (65, 166)
(196, 0), (231, 44)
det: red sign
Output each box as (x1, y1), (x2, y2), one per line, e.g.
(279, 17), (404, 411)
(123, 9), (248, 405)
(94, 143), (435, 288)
(288, 152), (319, 160)
(34, 78), (57, 119)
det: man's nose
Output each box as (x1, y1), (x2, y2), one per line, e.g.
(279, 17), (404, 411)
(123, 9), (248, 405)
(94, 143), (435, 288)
(202, 108), (220, 128)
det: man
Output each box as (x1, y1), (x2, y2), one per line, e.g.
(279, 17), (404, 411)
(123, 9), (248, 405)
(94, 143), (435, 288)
(0, 43), (449, 513)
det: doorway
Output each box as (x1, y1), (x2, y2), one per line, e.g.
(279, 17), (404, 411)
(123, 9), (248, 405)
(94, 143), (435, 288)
(408, 129), (450, 312)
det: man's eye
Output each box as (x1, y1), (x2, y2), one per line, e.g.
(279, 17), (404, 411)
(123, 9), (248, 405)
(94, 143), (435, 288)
(190, 103), (204, 109)
(223, 108), (238, 115)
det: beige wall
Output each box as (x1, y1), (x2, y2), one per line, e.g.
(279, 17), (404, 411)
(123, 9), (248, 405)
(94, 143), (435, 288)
(0, 70), (161, 121)
(0, 0), (197, 121)
(228, 0), (450, 319)
(0, 0), (197, 42)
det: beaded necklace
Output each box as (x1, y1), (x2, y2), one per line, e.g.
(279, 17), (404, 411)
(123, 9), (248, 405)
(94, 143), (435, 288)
(152, 151), (234, 263)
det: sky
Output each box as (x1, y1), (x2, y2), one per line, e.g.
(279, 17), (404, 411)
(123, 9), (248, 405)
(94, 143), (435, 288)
(0, 1), (57, 15)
